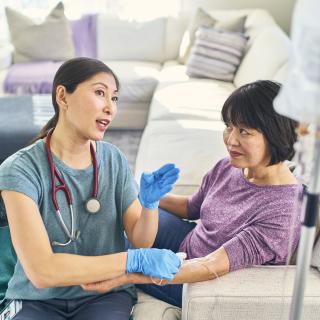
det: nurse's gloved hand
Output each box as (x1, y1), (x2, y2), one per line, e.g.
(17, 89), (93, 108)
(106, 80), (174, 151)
(126, 248), (181, 280)
(139, 163), (180, 210)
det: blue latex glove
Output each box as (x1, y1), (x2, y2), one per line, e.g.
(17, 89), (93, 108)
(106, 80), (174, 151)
(139, 163), (180, 210)
(126, 248), (181, 280)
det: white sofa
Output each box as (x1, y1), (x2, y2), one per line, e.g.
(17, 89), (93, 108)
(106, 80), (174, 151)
(1, 7), (320, 320)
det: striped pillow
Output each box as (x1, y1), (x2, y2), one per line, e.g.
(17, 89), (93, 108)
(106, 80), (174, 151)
(186, 26), (248, 82)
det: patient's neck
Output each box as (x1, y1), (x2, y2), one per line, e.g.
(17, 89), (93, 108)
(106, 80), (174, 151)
(243, 162), (297, 186)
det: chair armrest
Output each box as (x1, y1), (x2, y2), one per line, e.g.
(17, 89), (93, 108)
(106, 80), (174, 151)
(182, 266), (320, 320)
(0, 44), (13, 70)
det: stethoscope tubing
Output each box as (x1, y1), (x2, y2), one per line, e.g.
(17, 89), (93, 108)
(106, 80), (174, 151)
(45, 129), (99, 246)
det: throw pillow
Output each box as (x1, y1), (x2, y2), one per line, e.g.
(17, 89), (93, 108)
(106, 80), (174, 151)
(5, 2), (75, 63)
(186, 26), (247, 82)
(178, 7), (246, 64)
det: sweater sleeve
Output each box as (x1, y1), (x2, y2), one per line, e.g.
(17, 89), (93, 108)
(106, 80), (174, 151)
(223, 209), (300, 271)
(187, 171), (211, 220)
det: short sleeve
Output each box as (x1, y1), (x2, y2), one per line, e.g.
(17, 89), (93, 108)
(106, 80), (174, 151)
(0, 156), (41, 210)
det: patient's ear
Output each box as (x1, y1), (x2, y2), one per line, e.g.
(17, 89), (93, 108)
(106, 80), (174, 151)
(56, 85), (68, 110)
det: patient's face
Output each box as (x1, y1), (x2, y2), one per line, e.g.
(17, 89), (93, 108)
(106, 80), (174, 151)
(223, 123), (270, 169)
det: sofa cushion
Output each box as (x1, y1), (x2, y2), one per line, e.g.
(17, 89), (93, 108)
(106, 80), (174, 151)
(182, 266), (320, 320)
(134, 120), (228, 195)
(149, 65), (235, 122)
(234, 25), (291, 87)
(97, 15), (166, 63)
(133, 289), (181, 320)
(106, 61), (161, 103)
(5, 2), (75, 63)
(110, 102), (150, 130)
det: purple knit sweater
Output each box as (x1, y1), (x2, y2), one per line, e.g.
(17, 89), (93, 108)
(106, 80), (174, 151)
(179, 158), (303, 271)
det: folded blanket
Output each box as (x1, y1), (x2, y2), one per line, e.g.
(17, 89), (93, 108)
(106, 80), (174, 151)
(3, 61), (63, 94)
(70, 13), (97, 58)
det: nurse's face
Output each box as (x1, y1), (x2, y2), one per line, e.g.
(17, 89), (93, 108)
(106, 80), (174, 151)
(223, 122), (271, 169)
(64, 72), (118, 141)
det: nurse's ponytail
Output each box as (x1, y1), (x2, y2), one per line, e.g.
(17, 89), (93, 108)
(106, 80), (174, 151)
(30, 57), (119, 144)
(31, 115), (59, 143)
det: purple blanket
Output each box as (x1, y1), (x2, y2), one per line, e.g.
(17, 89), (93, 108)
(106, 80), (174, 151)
(3, 61), (63, 94)
(4, 14), (97, 94)
(70, 14), (97, 58)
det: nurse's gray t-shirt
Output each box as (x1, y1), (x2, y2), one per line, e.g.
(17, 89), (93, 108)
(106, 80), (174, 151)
(0, 139), (138, 300)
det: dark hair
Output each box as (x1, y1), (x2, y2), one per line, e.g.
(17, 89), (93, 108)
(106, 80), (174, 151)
(221, 80), (298, 165)
(31, 57), (119, 143)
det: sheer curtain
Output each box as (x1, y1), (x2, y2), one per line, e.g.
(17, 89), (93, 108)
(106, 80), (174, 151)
(1, 0), (181, 19)
(0, 0), (181, 43)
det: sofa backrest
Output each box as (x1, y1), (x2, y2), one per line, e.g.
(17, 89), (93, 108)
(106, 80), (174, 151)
(231, 9), (291, 87)
(234, 25), (291, 87)
(96, 14), (186, 63)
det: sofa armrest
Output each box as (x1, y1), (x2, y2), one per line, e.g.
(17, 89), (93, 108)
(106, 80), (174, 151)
(0, 44), (13, 70)
(182, 266), (320, 320)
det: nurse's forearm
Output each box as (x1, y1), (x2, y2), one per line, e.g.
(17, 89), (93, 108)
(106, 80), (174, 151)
(33, 251), (128, 289)
(129, 208), (158, 248)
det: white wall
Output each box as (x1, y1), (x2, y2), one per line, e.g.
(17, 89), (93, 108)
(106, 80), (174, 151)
(181, 0), (296, 34)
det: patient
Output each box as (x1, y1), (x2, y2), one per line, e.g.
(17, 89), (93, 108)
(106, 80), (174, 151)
(82, 80), (303, 307)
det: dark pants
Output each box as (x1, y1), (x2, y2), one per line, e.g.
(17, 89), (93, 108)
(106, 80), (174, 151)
(13, 291), (133, 320)
(136, 209), (196, 308)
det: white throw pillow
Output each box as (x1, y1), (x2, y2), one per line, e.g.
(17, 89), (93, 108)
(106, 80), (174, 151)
(5, 2), (75, 63)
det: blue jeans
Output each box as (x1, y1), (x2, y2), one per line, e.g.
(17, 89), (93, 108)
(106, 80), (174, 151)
(137, 209), (196, 307)
(13, 291), (133, 320)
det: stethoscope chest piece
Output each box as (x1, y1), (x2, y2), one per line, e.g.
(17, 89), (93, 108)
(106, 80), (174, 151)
(85, 197), (101, 214)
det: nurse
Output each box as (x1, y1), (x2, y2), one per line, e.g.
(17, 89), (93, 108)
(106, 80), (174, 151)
(0, 57), (180, 319)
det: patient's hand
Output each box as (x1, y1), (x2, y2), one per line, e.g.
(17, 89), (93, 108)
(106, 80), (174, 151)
(81, 273), (153, 293)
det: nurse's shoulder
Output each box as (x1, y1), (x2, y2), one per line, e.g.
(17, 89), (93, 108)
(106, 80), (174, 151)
(0, 140), (47, 179)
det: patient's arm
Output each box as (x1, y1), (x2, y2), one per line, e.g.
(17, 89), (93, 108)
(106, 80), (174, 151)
(159, 194), (189, 219)
(81, 246), (229, 293)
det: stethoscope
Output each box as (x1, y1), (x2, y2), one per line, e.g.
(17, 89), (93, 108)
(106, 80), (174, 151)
(45, 129), (101, 246)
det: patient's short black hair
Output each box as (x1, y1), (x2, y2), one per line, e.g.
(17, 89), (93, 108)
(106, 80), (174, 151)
(221, 80), (298, 165)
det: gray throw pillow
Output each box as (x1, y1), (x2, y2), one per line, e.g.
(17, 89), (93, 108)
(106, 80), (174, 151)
(186, 26), (247, 82)
(179, 7), (246, 64)
(6, 2), (75, 63)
